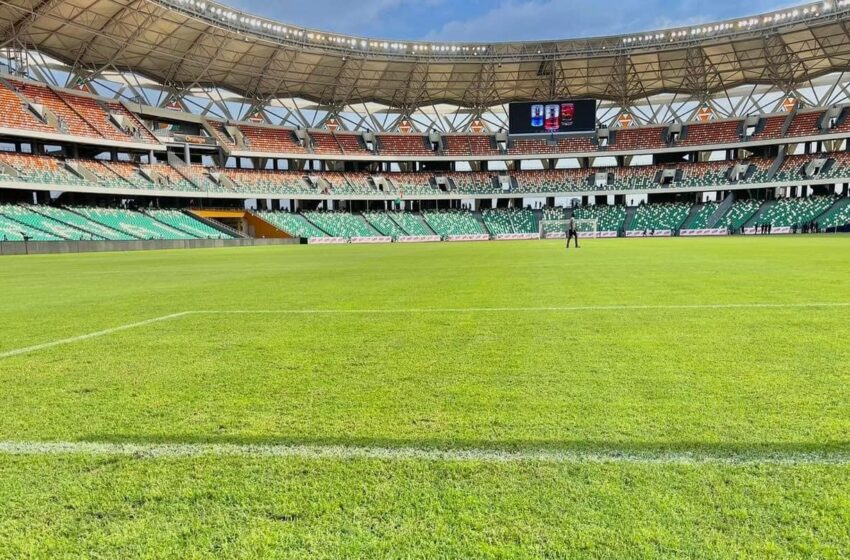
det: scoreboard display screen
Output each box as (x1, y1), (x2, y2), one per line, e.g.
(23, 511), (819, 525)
(508, 99), (596, 134)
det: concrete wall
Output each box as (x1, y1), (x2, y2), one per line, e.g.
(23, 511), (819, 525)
(0, 237), (301, 256)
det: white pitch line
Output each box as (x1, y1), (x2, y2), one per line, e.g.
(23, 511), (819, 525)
(2, 302), (848, 360)
(0, 312), (192, 360)
(0, 441), (849, 465)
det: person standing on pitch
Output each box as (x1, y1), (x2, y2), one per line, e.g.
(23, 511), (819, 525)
(566, 216), (579, 249)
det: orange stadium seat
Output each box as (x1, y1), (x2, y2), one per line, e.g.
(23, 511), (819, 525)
(679, 120), (742, 147)
(0, 82), (58, 134)
(238, 125), (307, 153)
(749, 115), (786, 141)
(611, 126), (668, 151)
(13, 81), (100, 138)
(376, 135), (435, 157)
(786, 111), (824, 138)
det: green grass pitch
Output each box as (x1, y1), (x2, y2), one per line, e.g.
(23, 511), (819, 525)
(1, 236), (849, 558)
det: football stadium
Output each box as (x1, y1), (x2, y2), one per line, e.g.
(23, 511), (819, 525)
(1, 0), (850, 556)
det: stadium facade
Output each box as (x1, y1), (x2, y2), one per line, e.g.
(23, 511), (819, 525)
(0, 0), (849, 247)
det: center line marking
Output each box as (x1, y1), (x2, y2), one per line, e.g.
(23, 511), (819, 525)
(0, 441), (848, 465)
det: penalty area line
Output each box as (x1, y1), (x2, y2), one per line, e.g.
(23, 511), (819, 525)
(0, 312), (192, 360)
(0, 441), (849, 466)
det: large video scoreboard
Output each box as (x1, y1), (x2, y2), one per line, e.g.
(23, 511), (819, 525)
(508, 99), (596, 135)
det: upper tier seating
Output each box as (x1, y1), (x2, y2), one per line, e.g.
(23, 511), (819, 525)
(423, 209), (486, 236)
(376, 135), (435, 157)
(786, 111), (823, 138)
(334, 133), (372, 155)
(610, 126), (668, 151)
(303, 211), (379, 238)
(61, 93), (156, 143)
(679, 120), (741, 147)
(207, 121), (237, 148)
(749, 115), (786, 141)
(309, 131), (344, 155)
(628, 202), (691, 231)
(258, 211), (326, 238)
(238, 125), (306, 153)
(13, 81), (100, 137)
(441, 135), (501, 157)
(0, 82), (60, 134)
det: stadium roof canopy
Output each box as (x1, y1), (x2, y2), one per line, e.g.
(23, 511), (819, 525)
(3, 0), (850, 131)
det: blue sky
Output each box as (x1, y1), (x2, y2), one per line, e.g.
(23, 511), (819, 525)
(224, 0), (802, 41)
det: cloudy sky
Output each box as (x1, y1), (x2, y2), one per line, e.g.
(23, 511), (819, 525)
(224, 0), (802, 41)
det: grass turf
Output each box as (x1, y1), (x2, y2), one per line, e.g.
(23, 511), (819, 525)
(0, 236), (849, 558)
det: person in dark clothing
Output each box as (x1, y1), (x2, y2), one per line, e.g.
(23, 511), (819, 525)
(566, 217), (579, 249)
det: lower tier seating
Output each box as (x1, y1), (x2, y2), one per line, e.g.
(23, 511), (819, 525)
(74, 207), (199, 240)
(482, 208), (537, 234)
(146, 210), (232, 239)
(715, 199), (762, 230)
(363, 212), (407, 238)
(258, 211), (326, 238)
(818, 197), (850, 228)
(572, 205), (627, 232)
(388, 212), (433, 236)
(753, 196), (837, 228)
(422, 209), (486, 236)
(682, 202), (720, 229)
(628, 203), (691, 232)
(302, 211), (378, 238)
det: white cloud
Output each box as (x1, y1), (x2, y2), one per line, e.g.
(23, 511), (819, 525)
(226, 0), (445, 36)
(423, 0), (806, 42)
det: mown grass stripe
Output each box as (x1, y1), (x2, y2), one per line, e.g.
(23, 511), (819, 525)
(2, 303), (848, 360)
(195, 302), (850, 315)
(1, 441), (849, 465)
